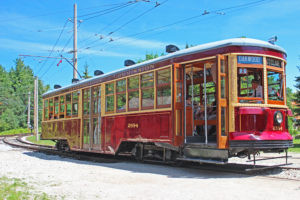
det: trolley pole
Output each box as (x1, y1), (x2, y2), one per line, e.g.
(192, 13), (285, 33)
(27, 91), (31, 130)
(34, 77), (39, 141)
(73, 3), (78, 79)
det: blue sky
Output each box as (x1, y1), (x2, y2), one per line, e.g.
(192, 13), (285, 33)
(1, 0), (299, 91)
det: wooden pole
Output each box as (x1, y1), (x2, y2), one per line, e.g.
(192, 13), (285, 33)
(27, 91), (31, 131)
(34, 77), (39, 141)
(73, 3), (78, 79)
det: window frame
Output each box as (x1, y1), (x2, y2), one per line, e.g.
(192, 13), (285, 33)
(141, 72), (155, 110)
(105, 82), (115, 113)
(127, 75), (140, 111)
(116, 79), (126, 113)
(156, 68), (172, 108)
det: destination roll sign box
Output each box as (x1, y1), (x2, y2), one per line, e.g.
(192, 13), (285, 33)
(237, 55), (263, 64)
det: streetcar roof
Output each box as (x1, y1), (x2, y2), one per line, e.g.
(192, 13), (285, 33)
(43, 38), (286, 97)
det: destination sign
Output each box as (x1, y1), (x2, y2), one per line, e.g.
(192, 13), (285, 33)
(237, 56), (263, 64)
(267, 57), (282, 68)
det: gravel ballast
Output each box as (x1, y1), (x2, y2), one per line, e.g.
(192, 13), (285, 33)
(1, 141), (300, 200)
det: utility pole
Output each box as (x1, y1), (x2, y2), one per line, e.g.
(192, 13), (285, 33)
(73, 3), (78, 79)
(34, 77), (39, 141)
(27, 91), (31, 131)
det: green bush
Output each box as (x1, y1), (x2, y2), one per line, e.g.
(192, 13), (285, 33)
(0, 128), (30, 136)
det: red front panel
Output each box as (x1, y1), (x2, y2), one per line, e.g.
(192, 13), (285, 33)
(102, 111), (172, 153)
(230, 107), (292, 141)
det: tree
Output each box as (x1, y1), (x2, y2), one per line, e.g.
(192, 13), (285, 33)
(82, 62), (92, 79)
(0, 59), (49, 131)
(136, 52), (164, 63)
(286, 87), (295, 109)
(294, 66), (300, 126)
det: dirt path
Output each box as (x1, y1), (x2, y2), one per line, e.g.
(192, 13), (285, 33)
(1, 141), (300, 200)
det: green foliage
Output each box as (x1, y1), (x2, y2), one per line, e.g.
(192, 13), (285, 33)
(0, 176), (54, 200)
(82, 62), (92, 79)
(26, 135), (55, 146)
(0, 59), (49, 132)
(0, 128), (30, 136)
(289, 139), (300, 153)
(294, 66), (300, 126)
(286, 87), (295, 109)
(136, 52), (164, 63)
(185, 43), (194, 49)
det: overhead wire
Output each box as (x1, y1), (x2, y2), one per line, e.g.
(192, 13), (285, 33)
(78, 1), (140, 48)
(84, 0), (273, 51)
(38, 19), (70, 78)
(107, 0), (168, 36)
(78, 0), (165, 51)
(81, 2), (137, 21)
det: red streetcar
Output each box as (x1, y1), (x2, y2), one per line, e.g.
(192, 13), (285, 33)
(41, 38), (293, 164)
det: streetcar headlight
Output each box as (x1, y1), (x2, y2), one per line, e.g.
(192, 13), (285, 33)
(274, 111), (283, 125)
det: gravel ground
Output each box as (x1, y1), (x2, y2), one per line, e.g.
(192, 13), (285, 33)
(229, 151), (300, 180)
(1, 140), (300, 200)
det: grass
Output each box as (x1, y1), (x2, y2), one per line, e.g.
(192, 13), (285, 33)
(0, 128), (30, 136)
(26, 135), (56, 146)
(0, 176), (53, 200)
(289, 138), (300, 153)
(0, 127), (42, 136)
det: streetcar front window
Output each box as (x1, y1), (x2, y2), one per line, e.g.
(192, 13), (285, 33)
(267, 71), (283, 101)
(238, 68), (263, 103)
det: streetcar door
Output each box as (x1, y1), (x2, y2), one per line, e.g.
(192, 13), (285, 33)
(91, 86), (101, 151)
(216, 55), (228, 149)
(184, 61), (217, 144)
(82, 88), (91, 150)
(82, 86), (102, 151)
(173, 63), (184, 145)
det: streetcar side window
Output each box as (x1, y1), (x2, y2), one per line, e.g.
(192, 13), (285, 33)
(66, 93), (72, 117)
(72, 91), (79, 117)
(141, 72), (154, 109)
(105, 82), (115, 113)
(54, 97), (59, 119)
(44, 99), (49, 121)
(116, 79), (126, 112)
(59, 96), (65, 118)
(128, 76), (139, 111)
(83, 89), (90, 115)
(92, 86), (100, 114)
(156, 68), (171, 108)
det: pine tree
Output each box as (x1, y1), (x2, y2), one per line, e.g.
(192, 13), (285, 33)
(0, 59), (49, 131)
(294, 66), (300, 126)
(82, 62), (92, 79)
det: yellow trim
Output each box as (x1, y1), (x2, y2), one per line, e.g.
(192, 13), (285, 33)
(103, 107), (172, 117)
(42, 117), (81, 122)
(101, 84), (106, 116)
(79, 88), (83, 149)
(228, 54), (237, 132)
(263, 56), (268, 104)
(126, 77), (128, 112)
(139, 74), (142, 111)
(231, 52), (286, 62)
(283, 62), (287, 105)
(179, 56), (216, 65)
(114, 81), (116, 113)
(233, 103), (288, 109)
(154, 70), (157, 109)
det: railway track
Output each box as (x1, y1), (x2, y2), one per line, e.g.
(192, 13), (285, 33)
(2, 135), (300, 180)
(2, 135), (119, 163)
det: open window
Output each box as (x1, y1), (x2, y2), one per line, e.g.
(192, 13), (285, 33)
(128, 76), (139, 111)
(141, 72), (154, 110)
(156, 68), (171, 108)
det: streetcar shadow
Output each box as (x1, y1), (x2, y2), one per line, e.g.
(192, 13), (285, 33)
(22, 151), (283, 179)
